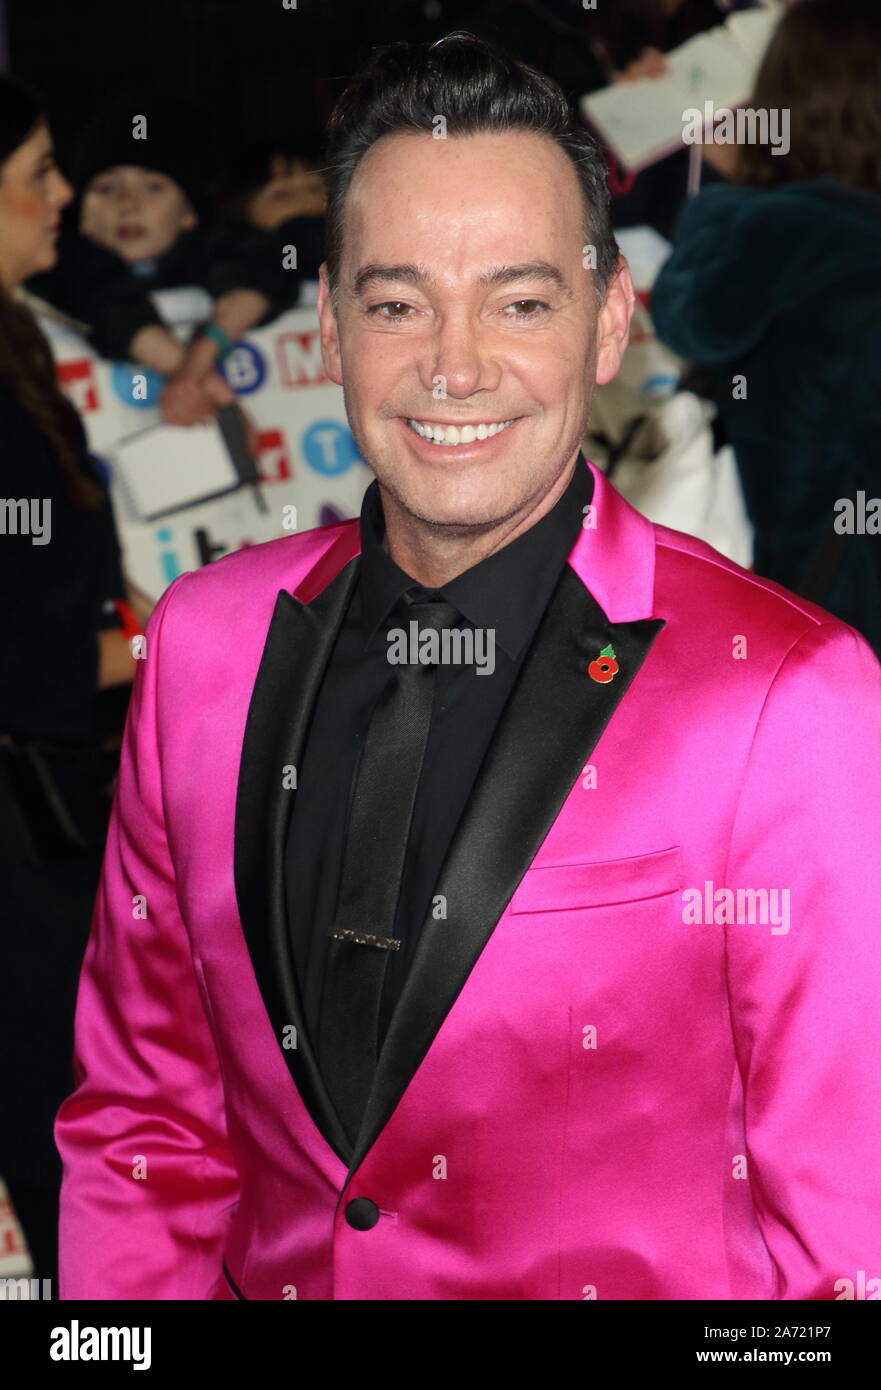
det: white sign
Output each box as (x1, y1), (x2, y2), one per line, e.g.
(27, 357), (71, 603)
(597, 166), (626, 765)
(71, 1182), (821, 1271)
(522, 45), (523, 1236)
(41, 297), (373, 601)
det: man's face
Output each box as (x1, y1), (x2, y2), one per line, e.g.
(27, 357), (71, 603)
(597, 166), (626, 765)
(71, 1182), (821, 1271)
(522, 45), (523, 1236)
(318, 128), (632, 538)
(80, 166), (197, 262)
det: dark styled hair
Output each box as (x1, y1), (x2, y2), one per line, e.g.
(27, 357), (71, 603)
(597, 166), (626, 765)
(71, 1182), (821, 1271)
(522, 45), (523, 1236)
(0, 74), (102, 511)
(735, 0), (881, 197)
(321, 31), (619, 310)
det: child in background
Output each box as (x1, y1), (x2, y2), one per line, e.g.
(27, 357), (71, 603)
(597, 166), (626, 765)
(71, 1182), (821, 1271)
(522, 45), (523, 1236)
(225, 146), (326, 229)
(216, 137), (326, 309)
(28, 93), (302, 427)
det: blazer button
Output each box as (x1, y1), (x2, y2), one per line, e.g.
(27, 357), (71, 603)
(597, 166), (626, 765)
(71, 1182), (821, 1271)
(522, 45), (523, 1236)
(345, 1197), (380, 1230)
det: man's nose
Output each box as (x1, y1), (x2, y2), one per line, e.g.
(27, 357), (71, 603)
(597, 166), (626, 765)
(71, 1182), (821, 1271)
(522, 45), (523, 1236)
(423, 315), (498, 398)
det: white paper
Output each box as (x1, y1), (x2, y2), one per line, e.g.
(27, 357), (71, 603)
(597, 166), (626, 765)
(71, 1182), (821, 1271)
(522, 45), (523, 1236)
(580, 3), (784, 172)
(110, 421), (240, 520)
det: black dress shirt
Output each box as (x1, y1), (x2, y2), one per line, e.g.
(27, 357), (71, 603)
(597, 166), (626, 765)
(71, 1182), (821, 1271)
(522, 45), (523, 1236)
(285, 454), (593, 1060)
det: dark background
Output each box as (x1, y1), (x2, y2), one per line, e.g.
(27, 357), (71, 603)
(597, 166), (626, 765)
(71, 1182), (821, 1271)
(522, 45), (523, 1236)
(4, 0), (489, 168)
(1, 0), (728, 180)
(0, 0), (743, 260)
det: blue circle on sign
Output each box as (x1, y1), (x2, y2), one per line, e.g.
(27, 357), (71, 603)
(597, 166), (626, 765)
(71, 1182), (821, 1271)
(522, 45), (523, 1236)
(111, 362), (165, 409)
(302, 420), (363, 476)
(219, 342), (266, 395)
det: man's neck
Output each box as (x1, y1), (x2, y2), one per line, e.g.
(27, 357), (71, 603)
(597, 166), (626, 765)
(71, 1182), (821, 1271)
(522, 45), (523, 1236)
(379, 453), (580, 587)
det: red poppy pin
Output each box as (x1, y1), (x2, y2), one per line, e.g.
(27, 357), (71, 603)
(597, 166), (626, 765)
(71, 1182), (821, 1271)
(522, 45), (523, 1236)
(588, 643), (619, 684)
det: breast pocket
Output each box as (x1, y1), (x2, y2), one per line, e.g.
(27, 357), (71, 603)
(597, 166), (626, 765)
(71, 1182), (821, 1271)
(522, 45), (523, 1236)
(508, 845), (682, 915)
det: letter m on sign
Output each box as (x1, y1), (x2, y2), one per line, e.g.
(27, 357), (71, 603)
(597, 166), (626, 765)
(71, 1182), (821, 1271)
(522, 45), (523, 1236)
(275, 330), (327, 389)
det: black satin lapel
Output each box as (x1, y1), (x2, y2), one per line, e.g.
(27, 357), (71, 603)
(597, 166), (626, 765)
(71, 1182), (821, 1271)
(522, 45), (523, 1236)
(234, 557), (360, 1166)
(344, 564), (666, 1182)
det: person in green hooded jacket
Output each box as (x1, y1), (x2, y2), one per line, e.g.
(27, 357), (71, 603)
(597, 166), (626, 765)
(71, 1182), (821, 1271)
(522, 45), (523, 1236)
(650, 0), (881, 656)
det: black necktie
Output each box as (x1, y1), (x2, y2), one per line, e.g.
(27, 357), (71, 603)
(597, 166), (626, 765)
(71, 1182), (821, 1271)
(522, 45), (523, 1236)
(318, 590), (461, 1146)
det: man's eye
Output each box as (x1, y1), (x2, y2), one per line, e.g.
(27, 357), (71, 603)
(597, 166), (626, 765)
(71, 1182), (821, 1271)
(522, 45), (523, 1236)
(504, 299), (549, 318)
(368, 302), (414, 320)
(365, 299), (548, 321)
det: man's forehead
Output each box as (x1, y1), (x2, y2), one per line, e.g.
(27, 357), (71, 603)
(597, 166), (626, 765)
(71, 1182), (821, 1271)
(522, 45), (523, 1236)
(349, 127), (580, 212)
(355, 125), (569, 170)
(351, 260), (573, 297)
(345, 131), (583, 266)
(351, 127), (583, 208)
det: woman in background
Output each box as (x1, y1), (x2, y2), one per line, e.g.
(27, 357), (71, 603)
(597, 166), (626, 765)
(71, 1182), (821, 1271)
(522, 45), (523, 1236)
(650, 0), (881, 653)
(0, 74), (135, 1292)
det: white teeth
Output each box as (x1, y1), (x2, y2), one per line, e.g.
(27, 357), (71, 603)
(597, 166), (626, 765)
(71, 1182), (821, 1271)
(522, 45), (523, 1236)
(406, 418), (516, 446)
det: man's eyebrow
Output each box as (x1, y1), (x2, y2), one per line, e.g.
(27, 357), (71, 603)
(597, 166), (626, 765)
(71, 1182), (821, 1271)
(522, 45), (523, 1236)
(351, 261), (571, 297)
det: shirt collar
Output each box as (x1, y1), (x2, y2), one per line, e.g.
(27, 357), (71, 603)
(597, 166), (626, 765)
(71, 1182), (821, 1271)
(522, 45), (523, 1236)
(358, 453), (594, 660)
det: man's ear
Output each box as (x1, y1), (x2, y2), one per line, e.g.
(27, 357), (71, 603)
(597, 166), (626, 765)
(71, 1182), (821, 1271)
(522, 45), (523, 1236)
(181, 200), (198, 232)
(595, 255), (635, 387)
(317, 262), (343, 386)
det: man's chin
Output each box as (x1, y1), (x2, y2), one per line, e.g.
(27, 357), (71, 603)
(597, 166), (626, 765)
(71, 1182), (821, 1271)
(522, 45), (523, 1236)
(387, 484), (523, 535)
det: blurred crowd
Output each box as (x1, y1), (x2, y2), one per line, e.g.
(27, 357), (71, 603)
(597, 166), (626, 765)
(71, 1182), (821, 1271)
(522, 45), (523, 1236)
(2, 0), (880, 1290)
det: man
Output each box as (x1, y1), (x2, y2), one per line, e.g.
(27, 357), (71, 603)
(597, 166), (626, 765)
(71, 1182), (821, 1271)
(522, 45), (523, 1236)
(56, 34), (881, 1300)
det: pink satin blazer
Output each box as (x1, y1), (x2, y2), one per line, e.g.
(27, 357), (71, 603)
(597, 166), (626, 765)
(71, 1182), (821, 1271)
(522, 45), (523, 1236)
(55, 457), (881, 1299)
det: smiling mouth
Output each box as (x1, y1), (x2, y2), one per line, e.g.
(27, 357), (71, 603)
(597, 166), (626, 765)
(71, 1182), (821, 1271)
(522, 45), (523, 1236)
(404, 417), (518, 447)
